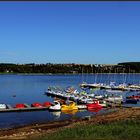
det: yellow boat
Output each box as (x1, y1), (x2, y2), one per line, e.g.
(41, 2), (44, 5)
(61, 101), (78, 111)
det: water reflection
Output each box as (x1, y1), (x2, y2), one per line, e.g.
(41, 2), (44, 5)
(87, 108), (102, 113)
(50, 111), (61, 119)
(61, 110), (78, 115)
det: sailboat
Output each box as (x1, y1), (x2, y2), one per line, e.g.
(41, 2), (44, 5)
(80, 66), (102, 89)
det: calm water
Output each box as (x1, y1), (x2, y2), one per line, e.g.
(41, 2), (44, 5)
(0, 74), (139, 129)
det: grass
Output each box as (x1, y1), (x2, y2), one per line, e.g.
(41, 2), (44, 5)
(35, 118), (140, 140)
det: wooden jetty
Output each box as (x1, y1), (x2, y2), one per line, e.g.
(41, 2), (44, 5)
(0, 104), (49, 113)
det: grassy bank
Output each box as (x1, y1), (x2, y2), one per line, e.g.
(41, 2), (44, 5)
(36, 118), (140, 140)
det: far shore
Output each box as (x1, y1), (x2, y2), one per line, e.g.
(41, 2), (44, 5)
(0, 73), (140, 75)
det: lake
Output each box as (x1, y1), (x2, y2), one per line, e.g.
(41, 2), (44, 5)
(0, 73), (139, 129)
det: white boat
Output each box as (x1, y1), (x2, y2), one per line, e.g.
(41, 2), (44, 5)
(111, 83), (127, 91)
(129, 84), (140, 89)
(79, 97), (93, 104)
(0, 104), (7, 109)
(49, 101), (61, 111)
(94, 95), (103, 99)
(106, 89), (124, 93)
(88, 93), (95, 98)
(80, 83), (101, 88)
(55, 91), (64, 97)
(98, 100), (107, 107)
(106, 95), (123, 103)
(86, 98), (94, 104)
(77, 105), (87, 109)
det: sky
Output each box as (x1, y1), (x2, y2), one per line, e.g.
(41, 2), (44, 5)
(0, 2), (140, 64)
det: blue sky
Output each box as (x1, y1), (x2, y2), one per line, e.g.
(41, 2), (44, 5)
(0, 2), (140, 64)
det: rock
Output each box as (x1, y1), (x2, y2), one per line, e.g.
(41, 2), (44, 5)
(84, 116), (91, 121)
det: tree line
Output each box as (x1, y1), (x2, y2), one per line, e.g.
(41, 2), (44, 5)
(0, 62), (140, 74)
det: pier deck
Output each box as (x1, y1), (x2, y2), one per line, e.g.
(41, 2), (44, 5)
(0, 104), (49, 113)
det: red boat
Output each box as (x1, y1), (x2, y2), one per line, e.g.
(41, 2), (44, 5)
(86, 100), (102, 110)
(31, 102), (42, 108)
(126, 95), (140, 101)
(43, 102), (51, 107)
(15, 103), (25, 108)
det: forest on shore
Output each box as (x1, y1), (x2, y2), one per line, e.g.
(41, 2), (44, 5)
(0, 62), (140, 74)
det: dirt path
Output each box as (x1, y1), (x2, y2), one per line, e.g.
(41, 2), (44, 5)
(0, 107), (140, 139)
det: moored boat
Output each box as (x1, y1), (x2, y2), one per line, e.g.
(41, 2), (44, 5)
(15, 103), (25, 108)
(0, 104), (7, 109)
(31, 102), (42, 108)
(105, 95), (123, 103)
(80, 83), (102, 89)
(61, 101), (78, 111)
(49, 101), (61, 111)
(86, 100), (102, 110)
(77, 104), (87, 109)
(43, 102), (51, 107)
(98, 100), (107, 107)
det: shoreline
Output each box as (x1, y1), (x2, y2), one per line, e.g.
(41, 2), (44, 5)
(0, 107), (140, 139)
(0, 73), (140, 75)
